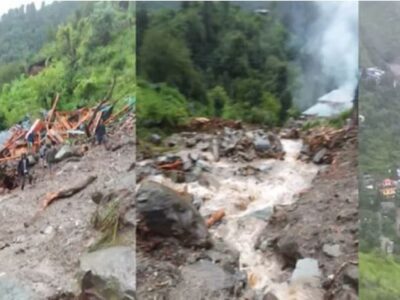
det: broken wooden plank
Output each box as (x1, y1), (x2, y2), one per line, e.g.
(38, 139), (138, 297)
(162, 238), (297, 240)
(91, 111), (103, 136)
(87, 99), (109, 136)
(46, 93), (60, 130)
(72, 110), (92, 130)
(41, 175), (97, 209)
(158, 160), (183, 171)
(105, 105), (130, 125)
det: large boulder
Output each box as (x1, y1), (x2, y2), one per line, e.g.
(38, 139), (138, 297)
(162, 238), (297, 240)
(290, 258), (321, 287)
(254, 137), (271, 152)
(136, 180), (209, 247)
(79, 246), (135, 299)
(55, 145), (82, 162)
(276, 235), (302, 268)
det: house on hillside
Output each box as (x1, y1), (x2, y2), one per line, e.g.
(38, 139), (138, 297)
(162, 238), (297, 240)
(254, 8), (269, 15)
(364, 67), (385, 85)
(302, 88), (354, 118)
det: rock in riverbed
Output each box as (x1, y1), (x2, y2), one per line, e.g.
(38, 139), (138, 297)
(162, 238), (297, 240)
(136, 180), (209, 247)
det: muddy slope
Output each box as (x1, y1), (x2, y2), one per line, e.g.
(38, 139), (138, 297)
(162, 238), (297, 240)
(0, 133), (135, 299)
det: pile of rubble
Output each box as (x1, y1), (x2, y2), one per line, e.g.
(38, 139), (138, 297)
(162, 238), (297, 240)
(138, 126), (285, 184)
(297, 126), (355, 164)
(164, 126), (285, 162)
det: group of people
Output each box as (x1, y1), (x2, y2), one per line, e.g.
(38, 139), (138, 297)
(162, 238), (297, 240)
(16, 120), (107, 191)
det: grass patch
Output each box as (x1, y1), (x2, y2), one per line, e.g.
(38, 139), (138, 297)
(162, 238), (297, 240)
(89, 199), (121, 252)
(360, 252), (400, 299)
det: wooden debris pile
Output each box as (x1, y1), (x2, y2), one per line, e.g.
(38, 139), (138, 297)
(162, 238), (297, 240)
(0, 95), (134, 163)
(298, 126), (355, 164)
(185, 117), (242, 132)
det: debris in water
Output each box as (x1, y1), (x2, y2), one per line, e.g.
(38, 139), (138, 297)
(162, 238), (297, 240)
(206, 209), (225, 227)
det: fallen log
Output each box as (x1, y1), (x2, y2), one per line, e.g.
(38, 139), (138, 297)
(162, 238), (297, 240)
(206, 209), (225, 227)
(41, 175), (97, 209)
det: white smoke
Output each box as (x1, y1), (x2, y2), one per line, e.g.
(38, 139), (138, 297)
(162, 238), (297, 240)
(294, 1), (358, 109)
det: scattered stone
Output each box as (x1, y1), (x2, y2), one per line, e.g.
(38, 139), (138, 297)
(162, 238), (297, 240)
(189, 152), (200, 162)
(313, 148), (328, 164)
(335, 287), (358, 300)
(300, 144), (310, 155)
(263, 292), (279, 300)
(79, 246), (135, 298)
(254, 137), (271, 152)
(196, 160), (211, 172)
(277, 236), (301, 268)
(343, 265), (358, 289)
(291, 258), (321, 286)
(0, 277), (38, 300)
(248, 206), (273, 222)
(55, 145), (82, 162)
(27, 154), (37, 166)
(43, 226), (54, 235)
(197, 141), (210, 151)
(169, 260), (245, 299)
(91, 191), (103, 204)
(186, 138), (197, 148)
(149, 134), (161, 145)
(323, 244), (342, 258)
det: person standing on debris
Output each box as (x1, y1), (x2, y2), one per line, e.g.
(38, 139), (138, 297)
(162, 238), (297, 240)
(27, 132), (35, 153)
(17, 153), (32, 190)
(39, 143), (48, 167)
(95, 119), (107, 146)
(45, 144), (57, 176)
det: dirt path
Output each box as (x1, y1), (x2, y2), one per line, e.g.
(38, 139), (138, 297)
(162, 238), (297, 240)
(0, 136), (135, 298)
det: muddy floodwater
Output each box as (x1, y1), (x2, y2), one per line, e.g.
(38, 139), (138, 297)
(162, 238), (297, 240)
(144, 139), (323, 299)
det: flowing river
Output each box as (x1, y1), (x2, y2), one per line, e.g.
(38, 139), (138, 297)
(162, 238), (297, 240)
(146, 139), (323, 299)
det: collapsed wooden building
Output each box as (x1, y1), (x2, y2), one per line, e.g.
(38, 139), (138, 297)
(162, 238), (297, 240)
(0, 94), (134, 163)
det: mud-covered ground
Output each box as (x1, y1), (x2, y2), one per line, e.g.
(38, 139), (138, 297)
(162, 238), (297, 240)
(0, 128), (135, 299)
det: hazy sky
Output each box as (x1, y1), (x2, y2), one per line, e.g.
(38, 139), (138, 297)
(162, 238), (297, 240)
(0, 0), (53, 17)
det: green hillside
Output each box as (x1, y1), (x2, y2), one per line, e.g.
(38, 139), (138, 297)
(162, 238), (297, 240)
(0, 1), (135, 128)
(360, 252), (400, 299)
(136, 1), (297, 132)
(359, 3), (400, 299)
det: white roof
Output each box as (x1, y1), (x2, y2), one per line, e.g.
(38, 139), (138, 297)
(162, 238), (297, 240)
(303, 88), (354, 118)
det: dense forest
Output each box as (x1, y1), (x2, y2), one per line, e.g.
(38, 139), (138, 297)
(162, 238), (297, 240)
(359, 2), (400, 299)
(0, 1), (135, 129)
(136, 1), (298, 132)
